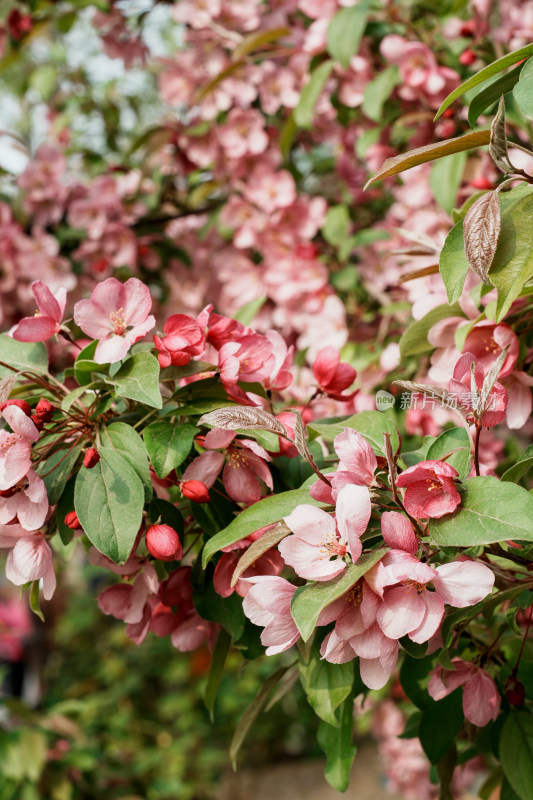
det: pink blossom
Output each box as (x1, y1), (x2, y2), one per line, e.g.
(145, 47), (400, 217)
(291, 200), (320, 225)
(243, 166), (297, 214)
(463, 322), (519, 378)
(242, 575), (300, 655)
(153, 310), (208, 368)
(171, 613), (218, 652)
(218, 109), (268, 159)
(428, 658), (501, 727)
(310, 427), (378, 504)
(0, 469), (48, 529)
(12, 281), (67, 343)
(312, 346), (356, 401)
(214, 548), (284, 598)
(450, 352), (508, 428)
(218, 334), (275, 404)
(98, 563), (159, 625)
(280, 484), (371, 580)
(73, 277), (155, 363)
(0, 406), (39, 491)
(5, 532), (56, 600)
(395, 460), (461, 519)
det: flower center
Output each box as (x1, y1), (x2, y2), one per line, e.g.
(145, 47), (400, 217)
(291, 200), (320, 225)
(425, 475), (441, 491)
(109, 307), (126, 335)
(227, 447), (249, 469)
(0, 434), (18, 451)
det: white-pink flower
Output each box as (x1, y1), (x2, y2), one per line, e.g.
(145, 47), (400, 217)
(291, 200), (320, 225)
(12, 280), (67, 343)
(428, 658), (501, 727)
(280, 484), (371, 580)
(5, 531), (56, 600)
(73, 276), (155, 364)
(242, 575), (300, 655)
(0, 468), (48, 529)
(0, 406), (39, 491)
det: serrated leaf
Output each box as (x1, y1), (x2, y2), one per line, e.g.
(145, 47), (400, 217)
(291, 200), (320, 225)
(440, 219), (470, 304)
(231, 522), (290, 587)
(198, 406), (288, 437)
(291, 551), (385, 641)
(364, 130), (491, 189)
(143, 420), (197, 478)
(108, 351), (162, 408)
(294, 60), (334, 129)
(428, 476), (533, 546)
(435, 43), (533, 120)
(74, 448), (144, 563)
(393, 380), (455, 408)
(463, 190), (501, 283)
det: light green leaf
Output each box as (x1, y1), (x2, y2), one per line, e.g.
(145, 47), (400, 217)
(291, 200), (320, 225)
(300, 647), (353, 726)
(428, 476), (533, 546)
(233, 296), (266, 326)
(426, 427), (471, 480)
(108, 351), (162, 408)
(400, 303), (464, 358)
(322, 204), (350, 248)
(500, 711), (533, 800)
(468, 63), (523, 126)
(143, 420), (197, 478)
(0, 334), (48, 378)
(100, 422), (152, 502)
(291, 551), (385, 641)
(74, 448), (144, 563)
(37, 444), (82, 505)
(430, 151), (467, 214)
(440, 219), (470, 304)
(317, 695), (357, 792)
(294, 61), (334, 129)
(489, 189), (533, 321)
(307, 410), (399, 456)
(327, 3), (369, 68)
(202, 486), (326, 567)
(501, 445), (533, 483)
(362, 65), (400, 122)
(435, 43), (533, 120)
(514, 62), (533, 119)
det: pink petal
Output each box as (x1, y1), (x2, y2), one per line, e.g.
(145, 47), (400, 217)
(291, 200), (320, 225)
(278, 534), (345, 581)
(121, 277), (153, 326)
(0, 441), (32, 490)
(223, 462), (261, 505)
(283, 504), (337, 546)
(2, 406), (39, 442)
(408, 590), (444, 643)
(335, 484), (371, 562)
(359, 656), (393, 690)
(320, 630), (356, 664)
(433, 560), (494, 607)
(334, 428), (377, 485)
(12, 316), (58, 342)
(182, 451), (224, 487)
(32, 281), (63, 322)
(351, 621), (391, 659)
(462, 670), (501, 727)
(381, 511), (418, 554)
(73, 298), (114, 340)
(93, 334), (132, 364)
(204, 428), (236, 449)
(377, 584), (427, 639)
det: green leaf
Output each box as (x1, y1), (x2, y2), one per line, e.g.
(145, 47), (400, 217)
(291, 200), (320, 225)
(233, 296), (266, 326)
(365, 130), (491, 188)
(202, 486), (326, 567)
(322, 204), (350, 248)
(426, 427), (471, 480)
(143, 420), (197, 478)
(100, 422), (152, 502)
(400, 303), (464, 358)
(468, 63), (523, 126)
(193, 581), (245, 641)
(514, 66), (533, 119)
(430, 150), (467, 214)
(500, 711), (533, 800)
(490, 189), (533, 321)
(429, 476), (533, 546)
(60, 384), (95, 412)
(419, 689), (463, 764)
(440, 219), (470, 304)
(108, 351), (162, 408)
(308, 410), (399, 456)
(148, 497), (184, 535)
(501, 777), (525, 800)
(300, 643), (354, 726)
(229, 667), (288, 768)
(37, 445), (82, 506)
(74, 449), (144, 563)
(56, 476), (76, 545)
(501, 444), (533, 483)
(327, 3), (369, 68)
(317, 695), (357, 792)
(294, 60), (334, 129)
(291, 551), (385, 641)
(400, 654), (434, 711)
(362, 65), (400, 122)
(0, 334), (48, 379)
(204, 629), (231, 720)
(30, 580), (45, 623)
(434, 43), (533, 120)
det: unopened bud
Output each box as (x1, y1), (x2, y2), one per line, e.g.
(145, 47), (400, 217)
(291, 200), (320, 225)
(0, 399), (32, 416)
(181, 480), (210, 503)
(146, 524), (183, 562)
(459, 48), (477, 66)
(505, 675), (526, 706)
(35, 398), (54, 422)
(64, 511), (81, 530)
(83, 447), (100, 468)
(470, 177), (493, 190)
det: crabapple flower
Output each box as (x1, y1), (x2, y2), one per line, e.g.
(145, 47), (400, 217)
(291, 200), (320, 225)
(214, 547), (284, 598)
(395, 459), (461, 519)
(242, 575), (300, 655)
(12, 281), (67, 343)
(0, 405), (39, 491)
(450, 352), (508, 428)
(463, 322), (519, 378)
(153, 310), (207, 368)
(310, 427), (378, 503)
(428, 659), (501, 727)
(280, 484), (371, 580)
(218, 334), (275, 405)
(98, 563), (159, 625)
(73, 277), (155, 364)
(312, 346), (356, 401)
(0, 468), (48, 530)
(5, 531), (56, 600)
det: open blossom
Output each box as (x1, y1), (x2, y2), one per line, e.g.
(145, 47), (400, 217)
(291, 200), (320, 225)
(98, 563), (159, 625)
(73, 277), (155, 364)
(4, 530), (56, 600)
(0, 406), (39, 491)
(153, 307), (209, 368)
(214, 547), (284, 598)
(12, 281), (67, 343)
(450, 352), (508, 428)
(280, 484), (371, 580)
(428, 659), (501, 727)
(395, 459), (461, 519)
(242, 575), (300, 655)
(218, 109), (268, 159)
(310, 427), (378, 503)
(218, 334), (275, 404)
(312, 346), (357, 401)
(0, 468), (48, 530)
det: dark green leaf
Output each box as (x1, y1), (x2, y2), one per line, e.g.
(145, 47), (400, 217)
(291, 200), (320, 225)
(490, 186), (533, 321)
(500, 711), (533, 800)
(400, 654), (434, 711)
(426, 427), (471, 480)
(317, 695), (357, 792)
(513, 59), (533, 119)
(299, 637), (354, 726)
(108, 351), (162, 408)
(204, 629), (231, 720)
(37, 445), (82, 506)
(439, 219), (469, 304)
(100, 422), (152, 502)
(468, 63), (523, 126)
(419, 689), (463, 764)
(148, 497), (184, 535)
(501, 444), (533, 483)
(143, 420), (197, 478)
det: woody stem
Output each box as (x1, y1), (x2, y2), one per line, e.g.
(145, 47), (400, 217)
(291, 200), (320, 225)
(474, 423), (481, 477)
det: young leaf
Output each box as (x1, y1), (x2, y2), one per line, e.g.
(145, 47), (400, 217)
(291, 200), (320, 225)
(428, 476), (533, 546)
(468, 62), (523, 126)
(294, 61), (334, 129)
(100, 421), (152, 502)
(489, 97), (513, 173)
(291, 551), (385, 641)
(434, 43), (533, 120)
(143, 420), (197, 478)
(300, 641), (354, 726)
(430, 150), (467, 214)
(327, 3), (368, 68)
(231, 522), (290, 587)
(108, 351), (162, 409)
(364, 130), (491, 189)
(317, 695), (357, 792)
(198, 406), (288, 437)
(439, 219), (469, 304)
(463, 190), (501, 283)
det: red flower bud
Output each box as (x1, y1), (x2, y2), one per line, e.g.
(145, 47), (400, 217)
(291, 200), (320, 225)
(83, 447), (100, 468)
(0, 399), (32, 416)
(459, 48), (477, 66)
(505, 675), (526, 706)
(146, 524), (183, 562)
(64, 511), (81, 530)
(7, 9), (33, 40)
(181, 480), (210, 503)
(31, 414), (45, 431)
(470, 177), (493, 190)
(35, 398), (54, 422)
